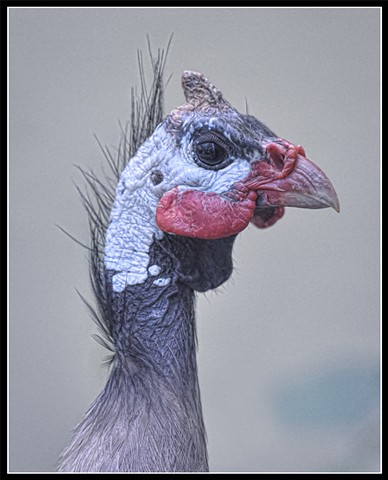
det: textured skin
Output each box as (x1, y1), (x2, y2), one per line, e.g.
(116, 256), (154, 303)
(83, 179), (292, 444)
(104, 121), (251, 291)
(156, 187), (257, 239)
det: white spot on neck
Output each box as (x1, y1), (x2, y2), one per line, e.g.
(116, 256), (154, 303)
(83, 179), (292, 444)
(148, 265), (161, 276)
(153, 277), (171, 287)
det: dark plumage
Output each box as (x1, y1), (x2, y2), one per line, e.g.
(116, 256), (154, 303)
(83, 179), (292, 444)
(58, 42), (339, 473)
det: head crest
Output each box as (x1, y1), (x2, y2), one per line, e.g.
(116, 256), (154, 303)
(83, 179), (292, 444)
(181, 71), (230, 109)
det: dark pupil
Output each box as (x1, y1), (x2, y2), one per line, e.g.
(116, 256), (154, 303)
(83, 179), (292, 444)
(196, 142), (224, 165)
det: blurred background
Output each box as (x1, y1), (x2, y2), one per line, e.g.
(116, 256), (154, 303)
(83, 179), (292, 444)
(9, 7), (380, 472)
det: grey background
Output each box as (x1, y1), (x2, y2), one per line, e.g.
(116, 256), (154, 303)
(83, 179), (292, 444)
(9, 7), (380, 472)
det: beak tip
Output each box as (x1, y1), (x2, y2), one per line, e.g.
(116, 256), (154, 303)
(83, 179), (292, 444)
(330, 197), (340, 213)
(328, 189), (340, 213)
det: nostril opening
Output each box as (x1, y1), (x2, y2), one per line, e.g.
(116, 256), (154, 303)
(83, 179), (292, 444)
(265, 143), (286, 172)
(271, 154), (285, 172)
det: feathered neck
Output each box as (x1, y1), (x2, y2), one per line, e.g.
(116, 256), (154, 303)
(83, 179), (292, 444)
(59, 235), (212, 472)
(105, 237), (199, 388)
(105, 231), (235, 383)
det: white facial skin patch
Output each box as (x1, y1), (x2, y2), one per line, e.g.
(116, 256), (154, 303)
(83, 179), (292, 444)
(104, 129), (167, 292)
(105, 122), (251, 292)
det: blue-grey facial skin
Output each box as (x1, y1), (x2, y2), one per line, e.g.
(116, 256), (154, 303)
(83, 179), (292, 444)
(104, 107), (276, 294)
(103, 69), (278, 294)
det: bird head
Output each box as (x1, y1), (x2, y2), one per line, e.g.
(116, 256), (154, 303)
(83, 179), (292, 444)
(105, 71), (339, 292)
(155, 71), (339, 239)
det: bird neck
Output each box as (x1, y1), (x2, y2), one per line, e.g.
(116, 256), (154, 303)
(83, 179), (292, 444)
(86, 228), (235, 471)
(59, 239), (212, 472)
(98, 239), (209, 471)
(106, 231), (235, 386)
(107, 266), (200, 393)
(59, 231), (237, 472)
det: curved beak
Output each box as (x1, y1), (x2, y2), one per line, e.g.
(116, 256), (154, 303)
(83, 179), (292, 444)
(246, 139), (340, 212)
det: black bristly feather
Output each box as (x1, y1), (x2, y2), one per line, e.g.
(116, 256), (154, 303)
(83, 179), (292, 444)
(66, 37), (172, 366)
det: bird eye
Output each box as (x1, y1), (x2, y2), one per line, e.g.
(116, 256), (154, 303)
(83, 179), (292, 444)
(196, 142), (225, 165)
(193, 132), (232, 170)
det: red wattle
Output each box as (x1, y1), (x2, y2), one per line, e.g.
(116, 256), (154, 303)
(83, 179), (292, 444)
(156, 188), (257, 239)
